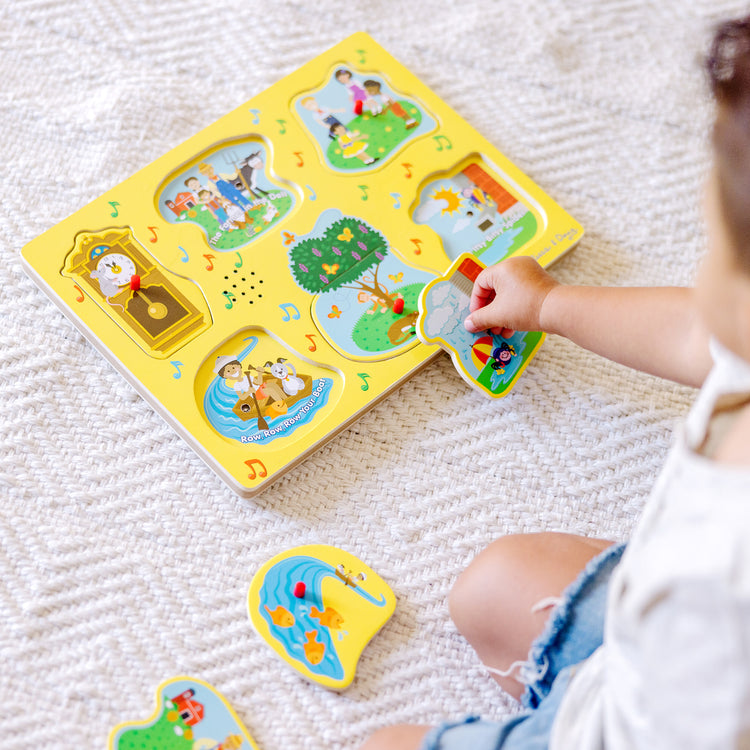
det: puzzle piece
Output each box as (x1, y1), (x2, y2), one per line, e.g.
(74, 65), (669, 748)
(109, 676), (259, 750)
(417, 253), (545, 398)
(248, 545), (396, 689)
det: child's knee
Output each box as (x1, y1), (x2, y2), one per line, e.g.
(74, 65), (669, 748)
(449, 534), (531, 635)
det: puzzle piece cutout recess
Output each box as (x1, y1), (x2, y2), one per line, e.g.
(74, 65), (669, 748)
(247, 545), (396, 690)
(21, 32), (582, 496)
(417, 253), (545, 398)
(109, 676), (259, 750)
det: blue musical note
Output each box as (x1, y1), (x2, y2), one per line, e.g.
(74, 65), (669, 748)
(306, 184), (317, 201)
(390, 192), (402, 209)
(170, 361), (183, 379)
(279, 302), (301, 321)
(249, 108), (261, 124)
(179, 245), (189, 263)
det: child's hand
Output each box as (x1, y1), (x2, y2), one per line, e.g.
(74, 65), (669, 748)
(464, 256), (559, 336)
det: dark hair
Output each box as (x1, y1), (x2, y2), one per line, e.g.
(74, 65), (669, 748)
(707, 18), (750, 270)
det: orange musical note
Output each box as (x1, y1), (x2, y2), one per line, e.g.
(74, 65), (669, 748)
(293, 151), (304, 167)
(402, 163), (413, 178)
(148, 226), (158, 242)
(305, 333), (317, 352)
(245, 459), (268, 480)
(203, 253), (215, 271)
(73, 284), (84, 302)
(410, 238), (423, 255)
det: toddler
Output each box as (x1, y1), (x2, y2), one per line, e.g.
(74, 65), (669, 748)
(361, 15), (750, 750)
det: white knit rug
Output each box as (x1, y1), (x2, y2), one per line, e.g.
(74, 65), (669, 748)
(1, 1), (740, 747)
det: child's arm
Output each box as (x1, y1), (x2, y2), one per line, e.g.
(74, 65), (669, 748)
(464, 256), (713, 388)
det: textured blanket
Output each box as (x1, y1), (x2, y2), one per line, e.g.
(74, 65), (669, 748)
(1, 1), (739, 747)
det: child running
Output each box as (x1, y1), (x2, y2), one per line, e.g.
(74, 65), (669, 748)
(360, 15), (750, 750)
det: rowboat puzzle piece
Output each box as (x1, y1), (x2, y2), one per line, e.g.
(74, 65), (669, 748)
(417, 253), (545, 398)
(109, 676), (259, 750)
(248, 545), (396, 689)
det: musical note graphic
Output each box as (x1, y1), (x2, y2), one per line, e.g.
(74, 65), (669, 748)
(108, 201), (120, 217)
(203, 253), (215, 271)
(170, 361), (183, 379)
(433, 134), (453, 151)
(358, 184), (369, 201)
(249, 108), (261, 124)
(410, 238), (423, 255)
(222, 291), (235, 309)
(234, 252), (243, 268)
(245, 459), (268, 480)
(148, 226), (158, 242)
(73, 283), (84, 303)
(179, 245), (189, 263)
(293, 151), (304, 167)
(279, 302), (301, 321)
(277, 119), (287, 134)
(305, 333), (317, 352)
(306, 184), (317, 201)
(358, 372), (371, 391)
(402, 163), (413, 178)
(356, 48), (367, 64)
(390, 192), (402, 209)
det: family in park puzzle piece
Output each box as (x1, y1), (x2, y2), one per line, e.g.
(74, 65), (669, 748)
(22, 32), (582, 497)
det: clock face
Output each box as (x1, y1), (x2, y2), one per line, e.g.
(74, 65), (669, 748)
(95, 252), (136, 285)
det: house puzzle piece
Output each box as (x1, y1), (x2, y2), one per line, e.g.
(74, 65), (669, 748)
(21, 32), (582, 497)
(109, 676), (259, 750)
(247, 545), (396, 690)
(417, 253), (545, 398)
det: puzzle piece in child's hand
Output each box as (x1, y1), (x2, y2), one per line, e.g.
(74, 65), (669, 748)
(416, 253), (545, 398)
(248, 545), (396, 690)
(109, 676), (259, 750)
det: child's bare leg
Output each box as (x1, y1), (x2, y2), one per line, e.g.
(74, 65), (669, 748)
(359, 724), (432, 750)
(449, 531), (613, 701)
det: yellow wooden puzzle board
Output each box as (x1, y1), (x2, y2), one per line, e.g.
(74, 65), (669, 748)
(22, 32), (582, 497)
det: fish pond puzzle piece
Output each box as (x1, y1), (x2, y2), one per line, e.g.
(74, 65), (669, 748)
(247, 545), (396, 690)
(21, 32), (581, 497)
(417, 253), (545, 398)
(109, 676), (259, 750)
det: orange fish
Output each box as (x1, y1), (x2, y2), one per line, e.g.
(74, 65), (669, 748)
(304, 630), (326, 664)
(265, 604), (295, 628)
(310, 605), (345, 630)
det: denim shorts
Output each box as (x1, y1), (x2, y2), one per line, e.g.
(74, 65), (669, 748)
(422, 542), (626, 750)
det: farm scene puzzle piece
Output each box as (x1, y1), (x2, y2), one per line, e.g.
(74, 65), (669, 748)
(247, 545), (396, 690)
(21, 32), (582, 497)
(109, 676), (259, 750)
